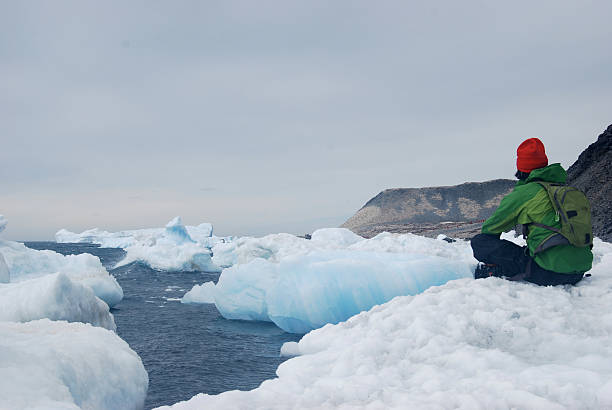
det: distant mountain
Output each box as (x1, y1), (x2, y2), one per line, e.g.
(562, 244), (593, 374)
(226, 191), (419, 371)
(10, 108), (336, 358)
(341, 179), (515, 239)
(567, 124), (612, 242)
(343, 124), (612, 241)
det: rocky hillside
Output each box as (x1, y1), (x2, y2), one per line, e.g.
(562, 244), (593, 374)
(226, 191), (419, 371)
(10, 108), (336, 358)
(567, 124), (612, 241)
(341, 179), (515, 238)
(342, 124), (611, 241)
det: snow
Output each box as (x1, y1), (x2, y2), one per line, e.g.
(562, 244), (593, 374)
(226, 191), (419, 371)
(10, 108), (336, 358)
(211, 228), (475, 268)
(158, 237), (612, 410)
(0, 319), (148, 410)
(0, 238), (123, 307)
(181, 281), (216, 304)
(0, 273), (116, 330)
(57, 217), (225, 272)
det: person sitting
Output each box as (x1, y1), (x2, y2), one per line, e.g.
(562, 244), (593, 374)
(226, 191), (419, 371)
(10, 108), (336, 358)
(471, 138), (593, 286)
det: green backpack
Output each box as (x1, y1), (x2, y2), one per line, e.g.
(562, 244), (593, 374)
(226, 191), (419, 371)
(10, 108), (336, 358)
(528, 182), (593, 254)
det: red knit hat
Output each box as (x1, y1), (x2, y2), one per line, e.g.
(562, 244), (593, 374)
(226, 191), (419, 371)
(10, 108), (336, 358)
(516, 138), (548, 173)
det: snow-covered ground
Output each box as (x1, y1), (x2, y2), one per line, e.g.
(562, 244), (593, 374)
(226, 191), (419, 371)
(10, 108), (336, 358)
(162, 236), (612, 410)
(0, 215), (148, 409)
(57, 217), (227, 272)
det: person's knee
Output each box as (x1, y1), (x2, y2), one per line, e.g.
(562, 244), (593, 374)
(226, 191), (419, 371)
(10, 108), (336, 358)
(471, 233), (498, 250)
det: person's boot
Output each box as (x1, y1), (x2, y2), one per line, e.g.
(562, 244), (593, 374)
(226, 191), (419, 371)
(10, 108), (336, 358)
(474, 263), (504, 279)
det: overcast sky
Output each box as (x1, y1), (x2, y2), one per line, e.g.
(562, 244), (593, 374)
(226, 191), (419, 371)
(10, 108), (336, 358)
(1, 1), (611, 240)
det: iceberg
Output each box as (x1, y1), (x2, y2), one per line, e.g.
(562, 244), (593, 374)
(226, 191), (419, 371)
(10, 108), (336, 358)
(56, 218), (215, 248)
(0, 273), (116, 330)
(0, 238), (123, 307)
(188, 229), (476, 332)
(158, 238), (612, 410)
(0, 216), (148, 410)
(0, 216), (123, 307)
(57, 217), (225, 272)
(215, 250), (472, 333)
(0, 319), (148, 410)
(0, 216), (117, 330)
(181, 281), (216, 304)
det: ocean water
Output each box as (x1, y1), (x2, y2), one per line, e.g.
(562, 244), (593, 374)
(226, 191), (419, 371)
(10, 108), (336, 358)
(24, 242), (302, 409)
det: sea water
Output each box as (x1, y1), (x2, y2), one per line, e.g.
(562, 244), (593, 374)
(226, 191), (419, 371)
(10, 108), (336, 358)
(24, 242), (301, 409)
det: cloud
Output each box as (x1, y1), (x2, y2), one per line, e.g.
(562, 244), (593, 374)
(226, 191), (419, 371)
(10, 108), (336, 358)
(1, 0), (611, 239)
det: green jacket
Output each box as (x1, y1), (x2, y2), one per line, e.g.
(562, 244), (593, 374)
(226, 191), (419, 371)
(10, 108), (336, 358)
(482, 163), (593, 273)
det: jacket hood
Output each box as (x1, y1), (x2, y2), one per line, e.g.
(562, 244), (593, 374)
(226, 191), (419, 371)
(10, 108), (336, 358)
(518, 163), (567, 186)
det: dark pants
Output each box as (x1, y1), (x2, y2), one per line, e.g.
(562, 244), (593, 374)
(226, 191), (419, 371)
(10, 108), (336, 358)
(471, 234), (583, 286)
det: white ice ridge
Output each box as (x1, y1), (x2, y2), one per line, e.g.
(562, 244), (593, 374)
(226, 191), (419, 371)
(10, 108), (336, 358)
(0, 273), (116, 330)
(0, 238), (123, 307)
(188, 228), (477, 333)
(58, 217), (227, 272)
(159, 238), (612, 410)
(211, 228), (474, 268)
(56, 217), (213, 248)
(0, 319), (148, 410)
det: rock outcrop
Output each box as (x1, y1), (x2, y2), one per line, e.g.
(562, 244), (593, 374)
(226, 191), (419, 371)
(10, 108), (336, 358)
(567, 124), (612, 241)
(341, 179), (515, 238)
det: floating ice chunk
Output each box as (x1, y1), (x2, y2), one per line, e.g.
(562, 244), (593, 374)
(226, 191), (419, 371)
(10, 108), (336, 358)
(181, 281), (216, 304)
(309, 227), (363, 246)
(0, 214), (7, 233)
(207, 231), (477, 332)
(117, 242), (220, 272)
(0, 273), (116, 330)
(58, 217), (226, 272)
(279, 341), (300, 357)
(0, 319), (148, 410)
(156, 238), (612, 410)
(215, 250), (472, 333)
(0, 239), (123, 307)
(56, 217), (222, 249)
(56, 227), (160, 248)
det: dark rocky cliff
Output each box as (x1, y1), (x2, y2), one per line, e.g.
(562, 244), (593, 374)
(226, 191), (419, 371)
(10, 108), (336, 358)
(567, 124), (612, 241)
(341, 179), (515, 238)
